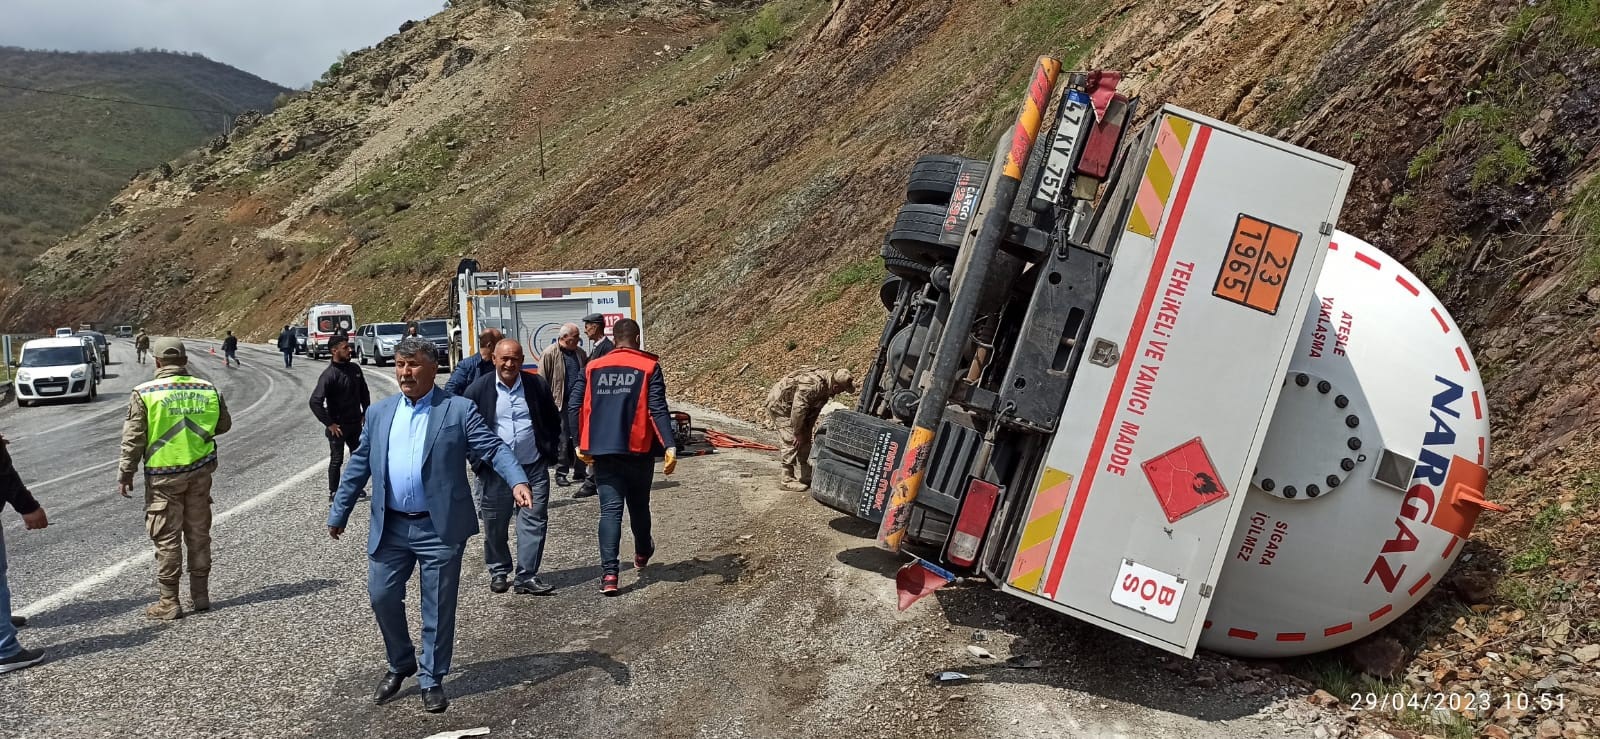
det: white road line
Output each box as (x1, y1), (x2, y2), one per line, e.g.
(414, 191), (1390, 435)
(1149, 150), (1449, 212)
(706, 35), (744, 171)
(232, 362), (279, 418)
(11, 402), (127, 440)
(14, 458), (327, 618)
(10, 346), (135, 440)
(20, 343), (283, 489)
(29, 459), (117, 489)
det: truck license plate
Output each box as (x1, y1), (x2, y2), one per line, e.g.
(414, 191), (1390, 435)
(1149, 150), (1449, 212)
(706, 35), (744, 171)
(1109, 560), (1186, 623)
(1032, 97), (1089, 208)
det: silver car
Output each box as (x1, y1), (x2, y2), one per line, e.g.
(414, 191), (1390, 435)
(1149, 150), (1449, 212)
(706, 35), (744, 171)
(354, 322), (407, 366)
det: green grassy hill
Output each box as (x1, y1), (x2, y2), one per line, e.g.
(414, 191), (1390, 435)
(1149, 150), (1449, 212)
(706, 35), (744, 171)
(0, 48), (287, 278)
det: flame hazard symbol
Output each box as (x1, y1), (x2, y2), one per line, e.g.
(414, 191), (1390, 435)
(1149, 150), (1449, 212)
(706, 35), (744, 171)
(1142, 437), (1229, 524)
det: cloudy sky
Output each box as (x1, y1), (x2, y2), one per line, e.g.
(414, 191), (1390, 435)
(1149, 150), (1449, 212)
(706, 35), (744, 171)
(0, 0), (448, 88)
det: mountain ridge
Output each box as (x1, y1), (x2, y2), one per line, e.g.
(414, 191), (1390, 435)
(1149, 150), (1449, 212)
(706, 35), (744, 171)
(0, 47), (288, 281)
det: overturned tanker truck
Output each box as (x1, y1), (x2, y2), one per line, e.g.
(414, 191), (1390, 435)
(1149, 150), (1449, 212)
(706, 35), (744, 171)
(811, 59), (1504, 658)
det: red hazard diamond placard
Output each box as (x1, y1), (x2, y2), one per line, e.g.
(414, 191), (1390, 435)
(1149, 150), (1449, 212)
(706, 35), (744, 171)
(1142, 437), (1230, 523)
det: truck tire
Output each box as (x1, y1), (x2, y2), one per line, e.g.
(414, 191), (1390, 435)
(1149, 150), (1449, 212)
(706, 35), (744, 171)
(880, 276), (902, 311)
(810, 447), (868, 518)
(881, 240), (932, 283)
(890, 203), (958, 266)
(821, 410), (900, 465)
(906, 154), (965, 205)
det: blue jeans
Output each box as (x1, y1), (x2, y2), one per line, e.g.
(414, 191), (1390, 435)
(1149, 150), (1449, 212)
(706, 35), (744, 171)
(477, 462), (550, 584)
(368, 514), (464, 690)
(556, 408), (589, 481)
(0, 525), (19, 659)
(282, 350), (294, 368)
(596, 455), (655, 576)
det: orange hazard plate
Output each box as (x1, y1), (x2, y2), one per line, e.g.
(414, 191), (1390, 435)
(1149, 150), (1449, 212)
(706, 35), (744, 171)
(1212, 214), (1302, 315)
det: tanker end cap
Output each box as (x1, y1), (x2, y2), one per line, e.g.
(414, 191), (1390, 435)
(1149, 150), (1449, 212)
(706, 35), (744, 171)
(1199, 232), (1493, 659)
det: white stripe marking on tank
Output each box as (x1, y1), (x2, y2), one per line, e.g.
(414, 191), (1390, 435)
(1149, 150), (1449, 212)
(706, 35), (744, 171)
(13, 458), (326, 619)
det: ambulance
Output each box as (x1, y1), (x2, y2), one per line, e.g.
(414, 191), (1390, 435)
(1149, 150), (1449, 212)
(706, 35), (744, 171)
(451, 260), (643, 367)
(811, 62), (1500, 658)
(305, 302), (355, 360)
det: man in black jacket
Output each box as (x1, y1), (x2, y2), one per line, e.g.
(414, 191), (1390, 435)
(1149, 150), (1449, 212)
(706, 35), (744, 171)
(1, 434), (47, 674)
(310, 335), (371, 502)
(582, 313), (614, 362)
(463, 339), (562, 594)
(222, 330), (241, 368)
(276, 325), (298, 368)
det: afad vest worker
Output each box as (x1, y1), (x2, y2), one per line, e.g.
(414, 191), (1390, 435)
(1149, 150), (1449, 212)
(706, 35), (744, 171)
(578, 348), (676, 457)
(118, 337), (233, 620)
(575, 320), (678, 593)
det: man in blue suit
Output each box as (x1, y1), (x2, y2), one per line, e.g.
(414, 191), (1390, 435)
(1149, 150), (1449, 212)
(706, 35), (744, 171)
(328, 337), (533, 714)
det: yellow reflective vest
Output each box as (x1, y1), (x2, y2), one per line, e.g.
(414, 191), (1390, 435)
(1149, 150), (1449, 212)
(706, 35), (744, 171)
(135, 376), (222, 474)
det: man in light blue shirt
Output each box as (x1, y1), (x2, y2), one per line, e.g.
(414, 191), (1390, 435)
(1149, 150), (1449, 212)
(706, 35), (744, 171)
(328, 338), (532, 714)
(496, 379), (538, 464)
(386, 388), (432, 513)
(463, 339), (562, 595)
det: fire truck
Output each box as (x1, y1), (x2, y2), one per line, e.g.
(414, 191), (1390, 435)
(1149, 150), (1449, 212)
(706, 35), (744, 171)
(810, 62), (1500, 658)
(451, 259), (643, 365)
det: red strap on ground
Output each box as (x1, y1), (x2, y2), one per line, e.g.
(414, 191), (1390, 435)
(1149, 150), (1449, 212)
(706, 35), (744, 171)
(704, 429), (777, 451)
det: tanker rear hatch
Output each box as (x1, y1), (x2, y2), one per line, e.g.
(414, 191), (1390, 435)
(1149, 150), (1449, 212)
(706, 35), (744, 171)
(990, 109), (1353, 657)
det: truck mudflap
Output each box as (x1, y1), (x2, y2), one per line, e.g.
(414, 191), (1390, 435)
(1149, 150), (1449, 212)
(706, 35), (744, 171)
(996, 107), (1353, 657)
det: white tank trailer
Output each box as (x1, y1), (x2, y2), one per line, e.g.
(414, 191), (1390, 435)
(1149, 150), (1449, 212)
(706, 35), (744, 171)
(808, 60), (1501, 659)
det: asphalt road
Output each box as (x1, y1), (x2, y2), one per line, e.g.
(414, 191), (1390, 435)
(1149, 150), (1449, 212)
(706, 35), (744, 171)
(1, 340), (1329, 738)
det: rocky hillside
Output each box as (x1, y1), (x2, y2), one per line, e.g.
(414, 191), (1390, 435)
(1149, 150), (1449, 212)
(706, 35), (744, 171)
(5, 0), (1600, 734)
(0, 48), (287, 280)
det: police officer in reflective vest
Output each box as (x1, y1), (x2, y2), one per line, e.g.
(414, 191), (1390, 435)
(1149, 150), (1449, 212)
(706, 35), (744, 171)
(118, 338), (233, 620)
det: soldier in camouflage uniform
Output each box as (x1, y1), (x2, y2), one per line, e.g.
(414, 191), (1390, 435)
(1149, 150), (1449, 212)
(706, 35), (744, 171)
(134, 331), (150, 365)
(118, 338), (233, 620)
(765, 367), (854, 492)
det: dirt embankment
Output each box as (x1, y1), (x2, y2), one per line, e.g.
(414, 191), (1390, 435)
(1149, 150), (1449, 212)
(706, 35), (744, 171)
(6, 0), (1600, 735)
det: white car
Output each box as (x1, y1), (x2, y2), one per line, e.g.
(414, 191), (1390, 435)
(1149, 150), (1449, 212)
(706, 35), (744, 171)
(355, 322), (407, 366)
(53, 327), (73, 337)
(13, 337), (98, 406)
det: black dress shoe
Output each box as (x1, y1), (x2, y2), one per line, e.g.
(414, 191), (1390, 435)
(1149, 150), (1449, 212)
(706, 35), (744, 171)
(513, 577), (555, 595)
(489, 576), (509, 594)
(10, 615), (26, 628)
(373, 671), (411, 704)
(421, 686), (449, 713)
(571, 484), (597, 499)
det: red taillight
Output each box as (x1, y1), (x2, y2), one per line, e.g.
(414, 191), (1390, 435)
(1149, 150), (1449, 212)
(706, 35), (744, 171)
(946, 477), (1003, 568)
